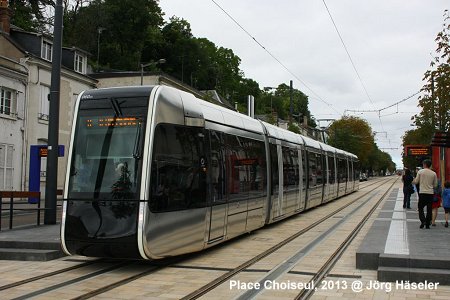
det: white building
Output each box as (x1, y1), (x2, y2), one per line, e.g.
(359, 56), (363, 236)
(0, 2), (96, 193)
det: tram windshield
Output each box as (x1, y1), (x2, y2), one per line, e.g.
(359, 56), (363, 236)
(68, 97), (148, 200)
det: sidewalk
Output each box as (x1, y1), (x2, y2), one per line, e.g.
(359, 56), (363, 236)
(357, 182), (450, 284)
(0, 224), (63, 261)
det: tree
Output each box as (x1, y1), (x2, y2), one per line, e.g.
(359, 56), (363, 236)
(257, 84), (315, 128)
(13, 0), (320, 130)
(63, 0), (164, 71)
(403, 10), (449, 170)
(326, 116), (396, 174)
(157, 18), (246, 98)
(9, 0), (53, 32)
(413, 10), (450, 133)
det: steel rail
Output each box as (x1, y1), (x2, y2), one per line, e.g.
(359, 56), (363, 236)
(0, 259), (105, 291)
(294, 177), (398, 299)
(181, 178), (393, 300)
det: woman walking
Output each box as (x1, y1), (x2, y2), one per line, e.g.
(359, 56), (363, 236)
(402, 168), (414, 209)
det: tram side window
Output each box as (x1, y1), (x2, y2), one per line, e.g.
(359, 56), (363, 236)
(270, 143), (279, 195)
(246, 139), (267, 199)
(317, 153), (323, 186)
(209, 131), (226, 204)
(354, 161), (361, 181)
(149, 124), (207, 212)
(320, 154), (326, 185)
(338, 158), (348, 183)
(282, 147), (299, 192)
(328, 156), (335, 184)
(308, 151), (317, 187)
(344, 159), (350, 181)
(301, 150), (306, 190)
(217, 134), (267, 203)
(349, 161), (354, 182)
(225, 134), (249, 202)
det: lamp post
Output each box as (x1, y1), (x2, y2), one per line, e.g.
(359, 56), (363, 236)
(263, 86), (276, 112)
(264, 86), (278, 125)
(96, 27), (105, 72)
(140, 58), (166, 85)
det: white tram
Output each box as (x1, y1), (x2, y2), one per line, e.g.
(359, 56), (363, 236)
(61, 85), (359, 259)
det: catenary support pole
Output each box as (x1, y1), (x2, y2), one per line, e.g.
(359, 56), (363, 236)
(44, 0), (63, 224)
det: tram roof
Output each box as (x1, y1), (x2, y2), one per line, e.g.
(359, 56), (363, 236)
(320, 142), (337, 153)
(192, 93), (265, 134)
(260, 121), (304, 145)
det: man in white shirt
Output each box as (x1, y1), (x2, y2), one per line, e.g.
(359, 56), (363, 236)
(413, 159), (438, 229)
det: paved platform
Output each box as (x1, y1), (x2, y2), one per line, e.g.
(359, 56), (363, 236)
(357, 185), (450, 284)
(0, 224), (63, 261)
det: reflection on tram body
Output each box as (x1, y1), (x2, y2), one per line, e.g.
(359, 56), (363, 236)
(61, 86), (359, 259)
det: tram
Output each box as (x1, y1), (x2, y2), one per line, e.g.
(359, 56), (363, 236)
(61, 85), (359, 259)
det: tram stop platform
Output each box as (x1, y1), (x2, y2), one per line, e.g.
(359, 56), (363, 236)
(357, 185), (450, 285)
(0, 224), (63, 261)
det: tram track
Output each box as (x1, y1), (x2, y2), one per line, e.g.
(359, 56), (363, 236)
(1, 259), (136, 300)
(180, 177), (396, 300)
(0, 259), (105, 291)
(294, 177), (398, 299)
(0, 178), (394, 299)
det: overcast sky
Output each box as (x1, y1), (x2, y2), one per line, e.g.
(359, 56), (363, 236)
(159, 0), (448, 169)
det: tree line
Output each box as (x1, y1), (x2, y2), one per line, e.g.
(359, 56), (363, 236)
(402, 10), (450, 170)
(9, 0), (401, 173)
(8, 0), (315, 125)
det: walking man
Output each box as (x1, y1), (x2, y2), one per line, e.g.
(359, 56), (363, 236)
(413, 159), (438, 229)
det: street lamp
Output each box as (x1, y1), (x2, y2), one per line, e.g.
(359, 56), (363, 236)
(97, 27), (105, 72)
(140, 58), (166, 85)
(263, 86), (276, 112)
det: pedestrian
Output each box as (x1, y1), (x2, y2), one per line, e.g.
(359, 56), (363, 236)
(402, 168), (414, 209)
(413, 159), (438, 229)
(431, 180), (441, 226)
(442, 181), (450, 228)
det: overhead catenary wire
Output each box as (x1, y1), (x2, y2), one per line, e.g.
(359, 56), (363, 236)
(344, 90), (422, 116)
(210, 0), (341, 114)
(322, 0), (385, 133)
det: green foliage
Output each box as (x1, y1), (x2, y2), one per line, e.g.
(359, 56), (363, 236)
(9, 0), (49, 32)
(257, 84), (315, 128)
(328, 116), (395, 173)
(62, 0), (164, 71)
(288, 122), (300, 134)
(413, 10), (450, 133)
(404, 10), (449, 169)
(11, 0), (319, 132)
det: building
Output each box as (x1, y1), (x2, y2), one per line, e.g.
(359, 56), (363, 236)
(0, 1), (96, 193)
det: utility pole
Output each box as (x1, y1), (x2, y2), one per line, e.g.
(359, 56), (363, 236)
(96, 27), (105, 72)
(289, 80), (293, 123)
(44, 0), (63, 224)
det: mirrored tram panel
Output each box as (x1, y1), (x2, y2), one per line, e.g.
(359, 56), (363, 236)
(61, 85), (359, 260)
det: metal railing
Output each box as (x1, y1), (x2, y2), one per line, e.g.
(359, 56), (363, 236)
(0, 190), (63, 231)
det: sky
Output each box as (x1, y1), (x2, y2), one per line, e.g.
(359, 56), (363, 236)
(159, 0), (448, 169)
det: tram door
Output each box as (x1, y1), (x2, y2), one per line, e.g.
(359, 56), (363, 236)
(208, 131), (227, 241)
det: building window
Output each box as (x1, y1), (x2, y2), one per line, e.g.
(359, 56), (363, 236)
(74, 53), (86, 74)
(0, 87), (16, 117)
(0, 144), (14, 190)
(39, 85), (50, 120)
(41, 40), (53, 61)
